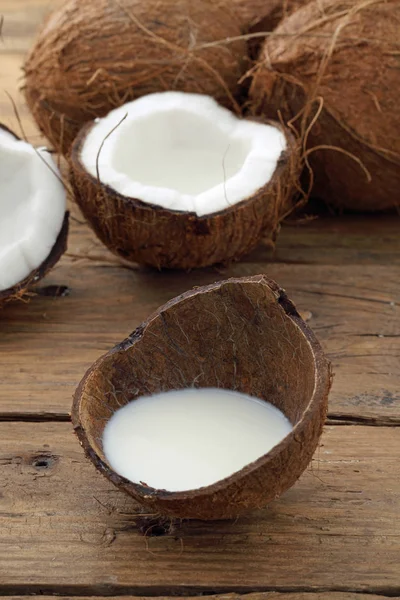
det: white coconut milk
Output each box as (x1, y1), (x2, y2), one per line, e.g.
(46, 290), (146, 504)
(103, 388), (293, 492)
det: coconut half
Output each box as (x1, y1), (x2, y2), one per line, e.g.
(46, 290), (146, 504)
(72, 275), (331, 520)
(24, 0), (246, 155)
(0, 124), (68, 304)
(70, 92), (299, 270)
(250, 0), (400, 211)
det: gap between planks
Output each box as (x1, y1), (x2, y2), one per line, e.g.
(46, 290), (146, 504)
(0, 412), (399, 427)
(3, 589), (400, 598)
(1, 423), (399, 591)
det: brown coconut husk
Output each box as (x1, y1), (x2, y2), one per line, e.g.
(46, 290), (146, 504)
(0, 124), (69, 306)
(231, 0), (309, 60)
(23, 0), (247, 155)
(69, 118), (300, 270)
(232, 0), (307, 31)
(250, 0), (400, 212)
(72, 275), (332, 520)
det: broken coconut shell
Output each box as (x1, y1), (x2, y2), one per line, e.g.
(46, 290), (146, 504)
(0, 124), (69, 306)
(23, 0), (246, 155)
(72, 275), (331, 520)
(250, 0), (400, 211)
(69, 98), (300, 270)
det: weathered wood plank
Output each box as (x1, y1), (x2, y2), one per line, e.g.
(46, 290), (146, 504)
(1, 227), (399, 422)
(0, 0), (61, 52)
(257, 216), (400, 266)
(1, 423), (399, 593)
(9, 595), (397, 600)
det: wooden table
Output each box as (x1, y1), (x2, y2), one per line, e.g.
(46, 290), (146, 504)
(1, 2), (399, 598)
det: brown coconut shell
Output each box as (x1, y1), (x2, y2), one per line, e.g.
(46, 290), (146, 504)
(23, 0), (246, 155)
(250, 0), (400, 211)
(72, 275), (332, 520)
(69, 118), (300, 270)
(0, 124), (69, 306)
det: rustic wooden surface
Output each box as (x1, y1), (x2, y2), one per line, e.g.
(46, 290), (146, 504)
(0, 1), (399, 598)
(9, 596), (394, 600)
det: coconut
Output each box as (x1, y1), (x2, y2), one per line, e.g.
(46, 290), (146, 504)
(23, 0), (246, 155)
(72, 275), (331, 520)
(69, 91), (300, 270)
(250, 0), (400, 211)
(245, 0), (309, 61)
(231, 0), (306, 31)
(0, 124), (68, 306)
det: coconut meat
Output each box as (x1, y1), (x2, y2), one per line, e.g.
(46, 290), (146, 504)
(80, 92), (287, 217)
(0, 128), (66, 291)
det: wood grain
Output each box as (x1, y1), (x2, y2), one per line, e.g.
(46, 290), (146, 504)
(1, 422), (399, 594)
(1, 1), (400, 597)
(9, 595), (398, 600)
(1, 230), (399, 422)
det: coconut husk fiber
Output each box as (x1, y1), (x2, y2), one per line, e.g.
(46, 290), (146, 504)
(232, 0), (307, 31)
(250, 0), (400, 211)
(246, 0), (310, 60)
(72, 275), (331, 519)
(24, 0), (246, 154)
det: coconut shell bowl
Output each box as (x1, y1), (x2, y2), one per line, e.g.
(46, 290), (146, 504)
(72, 275), (331, 520)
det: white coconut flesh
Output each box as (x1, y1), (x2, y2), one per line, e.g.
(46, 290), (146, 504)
(80, 92), (287, 217)
(0, 128), (66, 291)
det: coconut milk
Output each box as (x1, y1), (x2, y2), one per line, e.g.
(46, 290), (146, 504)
(103, 388), (293, 492)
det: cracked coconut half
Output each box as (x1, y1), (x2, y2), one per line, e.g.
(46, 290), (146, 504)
(0, 125), (68, 304)
(70, 91), (300, 270)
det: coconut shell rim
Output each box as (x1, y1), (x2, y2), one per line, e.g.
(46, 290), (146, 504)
(70, 116), (298, 220)
(72, 274), (331, 503)
(0, 123), (69, 303)
(0, 212), (69, 303)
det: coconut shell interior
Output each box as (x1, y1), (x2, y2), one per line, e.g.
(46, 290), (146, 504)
(73, 275), (331, 520)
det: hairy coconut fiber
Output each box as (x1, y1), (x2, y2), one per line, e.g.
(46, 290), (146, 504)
(23, 0), (246, 155)
(250, 0), (400, 211)
(72, 275), (331, 520)
(69, 120), (300, 270)
(246, 0), (309, 60)
(232, 0), (307, 31)
(0, 124), (69, 307)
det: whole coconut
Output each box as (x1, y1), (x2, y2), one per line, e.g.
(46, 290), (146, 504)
(250, 0), (400, 211)
(24, 0), (246, 154)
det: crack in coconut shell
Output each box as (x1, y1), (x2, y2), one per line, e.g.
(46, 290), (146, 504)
(72, 274), (332, 520)
(23, 0), (247, 155)
(0, 124), (69, 306)
(69, 113), (300, 270)
(250, 0), (400, 211)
